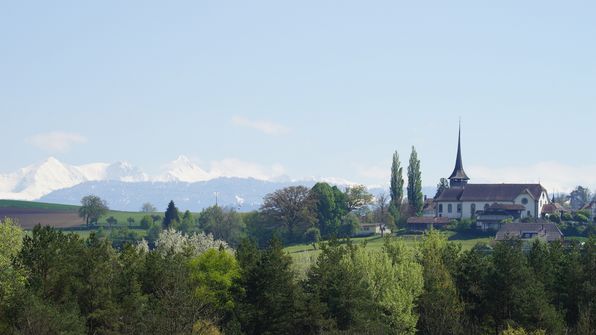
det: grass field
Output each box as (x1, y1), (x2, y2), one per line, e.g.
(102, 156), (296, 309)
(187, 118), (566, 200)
(0, 199), (162, 229)
(284, 232), (493, 275)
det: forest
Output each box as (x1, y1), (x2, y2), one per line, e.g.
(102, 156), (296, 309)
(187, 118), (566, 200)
(0, 216), (594, 335)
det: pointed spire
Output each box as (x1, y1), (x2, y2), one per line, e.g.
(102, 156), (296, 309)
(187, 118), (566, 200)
(448, 121), (469, 187)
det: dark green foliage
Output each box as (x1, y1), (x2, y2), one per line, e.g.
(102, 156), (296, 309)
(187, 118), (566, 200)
(389, 151), (405, 224)
(106, 215), (118, 228)
(311, 182), (348, 239)
(142, 251), (214, 334)
(435, 177), (450, 199)
(303, 227), (321, 246)
(260, 186), (316, 244)
(163, 200), (180, 229)
(140, 215), (152, 229)
(487, 240), (564, 334)
(455, 246), (493, 334)
(417, 231), (464, 335)
(235, 238), (317, 335)
(407, 146), (424, 216)
(199, 206), (245, 246)
(305, 239), (376, 332)
(79, 195), (109, 226)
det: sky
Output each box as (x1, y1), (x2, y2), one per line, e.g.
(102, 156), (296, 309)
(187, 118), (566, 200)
(1, 1), (595, 192)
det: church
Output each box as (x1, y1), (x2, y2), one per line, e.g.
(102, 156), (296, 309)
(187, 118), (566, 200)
(434, 126), (550, 229)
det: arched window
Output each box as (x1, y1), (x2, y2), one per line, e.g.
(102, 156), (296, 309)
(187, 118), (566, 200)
(521, 198), (529, 205)
(438, 204), (443, 213)
(471, 203), (476, 215)
(457, 204), (462, 213)
(484, 203), (490, 211)
(448, 204), (453, 213)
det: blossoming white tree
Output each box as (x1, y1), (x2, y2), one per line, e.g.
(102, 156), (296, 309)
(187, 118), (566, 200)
(152, 228), (231, 256)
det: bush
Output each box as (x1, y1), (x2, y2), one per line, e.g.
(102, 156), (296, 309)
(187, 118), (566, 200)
(562, 212), (573, 222)
(140, 215), (153, 229)
(455, 219), (473, 232)
(574, 213), (589, 223)
(304, 227), (321, 245)
(548, 214), (560, 223)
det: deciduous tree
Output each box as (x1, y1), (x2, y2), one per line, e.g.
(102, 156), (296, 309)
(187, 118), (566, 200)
(79, 195), (109, 226)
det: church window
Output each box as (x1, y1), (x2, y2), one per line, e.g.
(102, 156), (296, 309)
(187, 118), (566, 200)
(448, 204), (453, 213)
(438, 204), (443, 212)
(457, 204), (462, 213)
(471, 203), (476, 214)
(521, 198), (529, 205)
(484, 204), (489, 210)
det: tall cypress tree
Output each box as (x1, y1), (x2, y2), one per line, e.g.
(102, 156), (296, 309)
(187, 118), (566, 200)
(407, 146), (424, 216)
(389, 151), (404, 224)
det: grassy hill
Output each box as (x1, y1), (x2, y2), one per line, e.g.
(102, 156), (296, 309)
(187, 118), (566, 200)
(284, 233), (493, 275)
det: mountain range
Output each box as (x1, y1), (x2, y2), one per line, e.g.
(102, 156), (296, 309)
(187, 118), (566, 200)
(0, 157), (435, 211)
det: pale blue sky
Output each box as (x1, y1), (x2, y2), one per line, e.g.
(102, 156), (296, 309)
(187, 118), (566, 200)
(1, 1), (595, 190)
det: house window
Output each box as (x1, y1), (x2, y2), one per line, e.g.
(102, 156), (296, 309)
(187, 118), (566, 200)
(484, 203), (489, 210)
(521, 198), (529, 205)
(471, 203), (476, 215)
(527, 210), (531, 217)
(438, 204), (443, 212)
(448, 204), (453, 213)
(457, 204), (462, 213)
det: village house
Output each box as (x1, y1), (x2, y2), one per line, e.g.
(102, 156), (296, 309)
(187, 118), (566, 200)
(495, 222), (563, 242)
(360, 223), (392, 236)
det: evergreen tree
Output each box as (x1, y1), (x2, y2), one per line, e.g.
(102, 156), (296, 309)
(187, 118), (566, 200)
(417, 230), (464, 335)
(305, 239), (376, 332)
(163, 200), (180, 229)
(435, 178), (449, 199)
(235, 238), (313, 335)
(389, 151), (404, 224)
(487, 240), (564, 334)
(407, 146), (424, 216)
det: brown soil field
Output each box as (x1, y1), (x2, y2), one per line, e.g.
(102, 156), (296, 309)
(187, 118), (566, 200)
(0, 207), (84, 229)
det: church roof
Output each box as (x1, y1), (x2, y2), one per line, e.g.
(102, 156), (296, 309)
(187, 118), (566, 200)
(448, 124), (469, 181)
(436, 184), (547, 202)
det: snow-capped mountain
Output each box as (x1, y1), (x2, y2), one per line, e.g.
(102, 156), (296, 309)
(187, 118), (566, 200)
(1, 156), (417, 209)
(155, 155), (211, 182)
(0, 157), (147, 200)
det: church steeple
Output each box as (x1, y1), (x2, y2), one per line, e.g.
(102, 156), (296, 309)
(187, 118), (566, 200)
(448, 121), (469, 188)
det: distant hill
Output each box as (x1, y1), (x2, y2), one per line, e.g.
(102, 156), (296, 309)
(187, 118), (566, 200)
(39, 178), (436, 212)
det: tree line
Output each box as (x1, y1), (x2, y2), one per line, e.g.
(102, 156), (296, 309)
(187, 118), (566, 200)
(1, 218), (593, 334)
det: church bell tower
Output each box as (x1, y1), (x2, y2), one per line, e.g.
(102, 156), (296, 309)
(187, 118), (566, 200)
(448, 122), (470, 188)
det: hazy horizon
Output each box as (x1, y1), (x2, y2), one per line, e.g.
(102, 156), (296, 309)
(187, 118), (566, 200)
(2, 1), (595, 193)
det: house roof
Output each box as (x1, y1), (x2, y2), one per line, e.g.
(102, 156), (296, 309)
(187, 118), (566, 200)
(495, 223), (563, 242)
(436, 184), (546, 202)
(542, 203), (570, 214)
(423, 199), (436, 211)
(580, 201), (596, 210)
(406, 216), (450, 225)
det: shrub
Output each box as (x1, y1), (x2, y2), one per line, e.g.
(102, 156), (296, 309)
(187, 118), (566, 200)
(304, 227), (321, 245)
(140, 215), (153, 229)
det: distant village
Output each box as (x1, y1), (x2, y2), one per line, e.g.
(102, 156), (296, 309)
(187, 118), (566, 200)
(384, 126), (596, 243)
